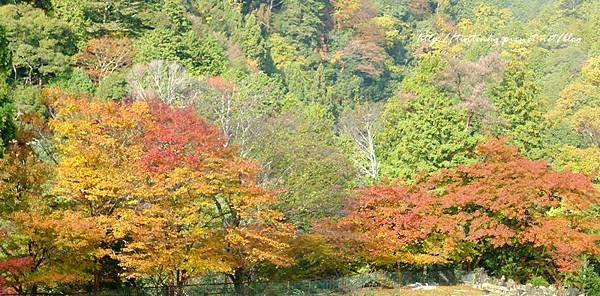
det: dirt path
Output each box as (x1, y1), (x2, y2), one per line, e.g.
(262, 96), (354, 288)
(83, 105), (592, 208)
(339, 285), (500, 295)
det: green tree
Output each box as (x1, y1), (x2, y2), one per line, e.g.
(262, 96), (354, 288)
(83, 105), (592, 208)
(553, 145), (600, 186)
(271, 0), (324, 56)
(134, 28), (181, 63)
(248, 109), (356, 229)
(49, 0), (87, 45)
(163, 0), (191, 33)
(95, 71), (127, 100)
(179, 32), (225, 76)
(0, 24), (15, 152)
(235, 13), (269, 71)
(282, 63), (337, 113)
(491, 58), (548, 159)
(378, 53), (479, 179)
(582, 56), (600, 86)
(0, 4), (76, 83)
(134, 30), (225, 76)
(51, 0), (158, 37)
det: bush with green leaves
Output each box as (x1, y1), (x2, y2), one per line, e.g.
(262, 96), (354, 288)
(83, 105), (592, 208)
(95, 71), (127, 100)
(11, 84), (45, 117)
(48, 68), (94, 95)
(564, 263), (600, 296)
(527, 276), (550, 287)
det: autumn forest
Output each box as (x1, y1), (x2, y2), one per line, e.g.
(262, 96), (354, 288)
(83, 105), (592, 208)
(0, 0), (600, 295)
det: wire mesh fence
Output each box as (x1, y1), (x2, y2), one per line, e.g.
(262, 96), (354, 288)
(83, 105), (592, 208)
(1, 269), (468, 296)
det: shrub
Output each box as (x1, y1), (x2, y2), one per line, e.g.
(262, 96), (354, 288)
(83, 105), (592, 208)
(527, 276), (550, 287)
(96, 71), (127, 100)
(564, 264), (600, 295)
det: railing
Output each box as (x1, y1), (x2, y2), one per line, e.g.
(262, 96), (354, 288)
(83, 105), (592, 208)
(0, 269), (466, 296)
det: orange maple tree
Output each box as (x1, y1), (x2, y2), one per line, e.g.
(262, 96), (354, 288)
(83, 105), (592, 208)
(50, 96), (295, 291)
(332, 138), (600, 279)
(0, 111), (102, 293)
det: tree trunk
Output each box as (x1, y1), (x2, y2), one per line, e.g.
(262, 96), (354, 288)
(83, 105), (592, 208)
(28, 285), (37, 296)
(162, 285), (173, 296)
(230, 268), (246, 295)
(93, 269), (102, 296)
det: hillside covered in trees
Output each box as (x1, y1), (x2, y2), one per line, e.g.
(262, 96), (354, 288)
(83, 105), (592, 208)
(0, 0), (600, 294)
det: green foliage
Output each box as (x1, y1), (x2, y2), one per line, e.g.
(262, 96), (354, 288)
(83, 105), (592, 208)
(163, 0), (191, 33)
(0, 24), (15, 152)
(553, 145), (600, 184)
(460, 3), (513, 35)
(532, 0), (600, 55)
(545, 121), (592, 149)
(179, 32), (225, 76)
(48, 68), (94, 94)
(235, 13), (269, 70)
(49, 0), (87, 46)
(131, 1), (225, 77)
(564, 263), (600, 296)
(134, 28), (181, 63)
(269, 34), (307, 70)
(248, 111), (356, 229)
(135, 29), (225, 76)
(546, 56), (600, 151)
(0, 81), (14, 152)
(378, 53), (479, 179)
(193, 0), (243, 37)
(282, 63), (337, 113)
(95, 71), (127, 100)
(532, 47), (588, 102)
(528, 276), (550, 287)
(0, 24), (10, 75)
(11, 84), (45, 116)
(491, 58), (548, 159)
(271, 0), (324, 55)
(582, 56), (600, 86)
(0, 4), (75, 82)
(51, 0), (158, 37)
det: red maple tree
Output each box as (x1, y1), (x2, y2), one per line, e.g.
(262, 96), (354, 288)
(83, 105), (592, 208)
(330, 138), (600, 277)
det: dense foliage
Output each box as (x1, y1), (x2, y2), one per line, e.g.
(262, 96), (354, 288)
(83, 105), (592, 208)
(330, 139), (599, 280)
(0, 0), (599, 294)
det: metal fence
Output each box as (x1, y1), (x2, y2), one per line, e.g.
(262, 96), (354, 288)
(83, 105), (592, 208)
(1, 269), (466, 296)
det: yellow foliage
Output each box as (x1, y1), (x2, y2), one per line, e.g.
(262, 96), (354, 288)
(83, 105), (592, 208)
(330, 0), (361, 28)
(572, 106), (600, 143)
(51, 98), (149, 218)
(582, 56), (600, 86)
(371, 16), (403, 46)
(49, 95), (296, 286)
(459, 4), (512, 35)
(268, 34), (305, 69)
(548, 82), (599, 119)
(553, 145), (600, 184)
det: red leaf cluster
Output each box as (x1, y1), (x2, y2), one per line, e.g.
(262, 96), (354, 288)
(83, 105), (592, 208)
(140, 103), (228, 173)
(0, 257), (33, 290)
(0, 257), (33, 274)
